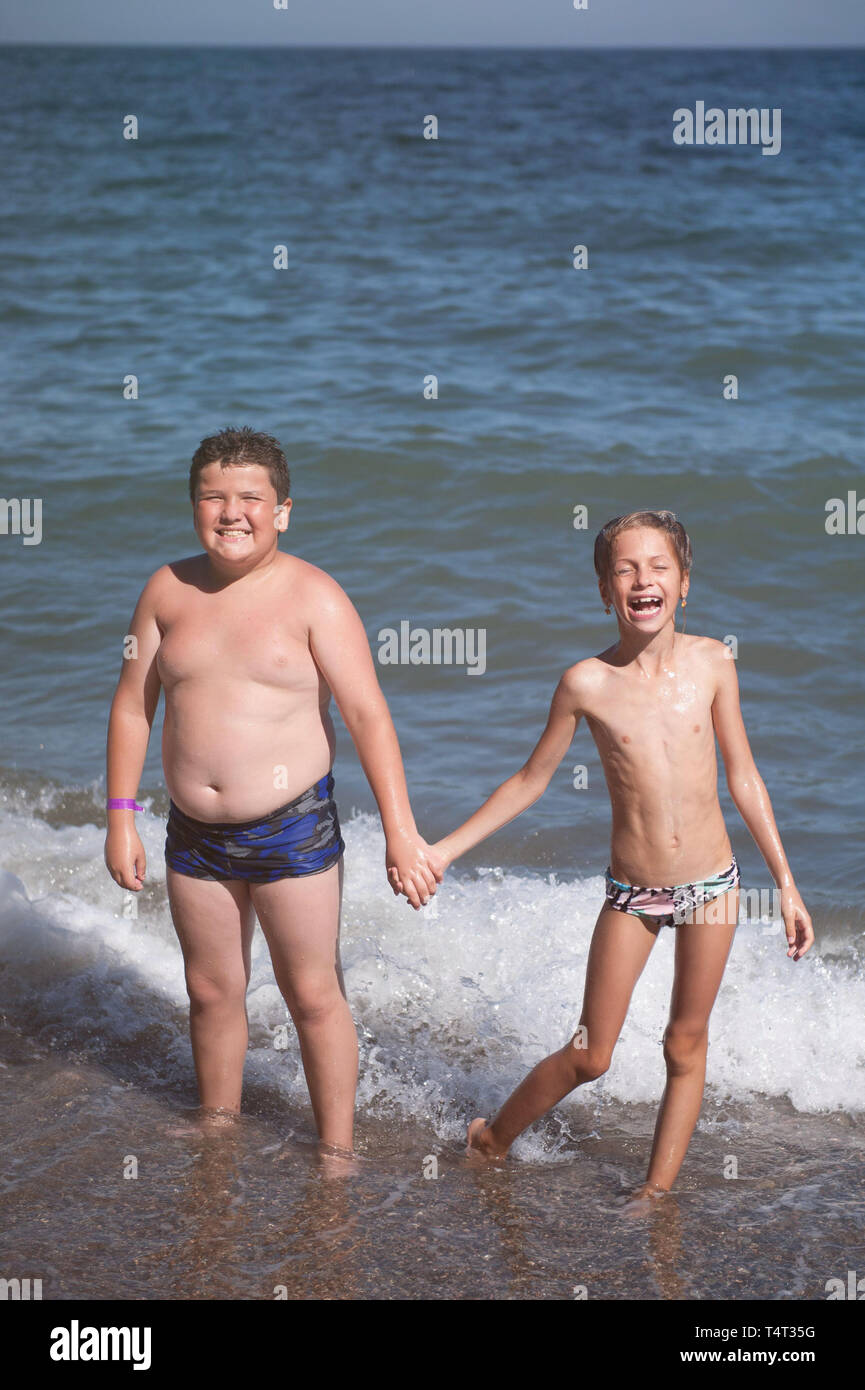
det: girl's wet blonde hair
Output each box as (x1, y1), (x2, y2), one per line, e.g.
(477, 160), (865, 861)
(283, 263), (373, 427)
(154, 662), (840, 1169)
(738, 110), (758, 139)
(593, 510), (693, 584)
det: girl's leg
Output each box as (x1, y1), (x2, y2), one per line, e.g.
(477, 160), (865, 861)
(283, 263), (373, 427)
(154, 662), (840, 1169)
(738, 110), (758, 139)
(642, 887), (739, 1193)
(472, 904), (660, 1157)
(166, 868), (256, 1112)
(250, 859), (358, 1152)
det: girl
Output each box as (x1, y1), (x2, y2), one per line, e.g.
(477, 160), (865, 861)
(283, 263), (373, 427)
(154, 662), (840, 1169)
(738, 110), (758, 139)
(406, 511), (813, 1198)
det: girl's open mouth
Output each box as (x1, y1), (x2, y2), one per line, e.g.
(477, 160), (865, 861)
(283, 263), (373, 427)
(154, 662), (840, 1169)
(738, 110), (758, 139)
(627, 596), (664, 617)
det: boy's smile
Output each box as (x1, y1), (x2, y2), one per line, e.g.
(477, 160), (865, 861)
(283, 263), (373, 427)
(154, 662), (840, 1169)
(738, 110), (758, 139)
(215, 526), (252, 544)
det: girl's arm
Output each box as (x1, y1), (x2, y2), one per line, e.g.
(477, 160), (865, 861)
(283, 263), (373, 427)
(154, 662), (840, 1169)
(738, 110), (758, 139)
(433, 666), (584, 868)
(307, 572), (442, 911)
(711, 647), (814, 960)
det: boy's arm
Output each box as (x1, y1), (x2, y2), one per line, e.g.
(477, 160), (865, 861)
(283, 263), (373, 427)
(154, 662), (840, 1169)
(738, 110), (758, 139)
(306, 573), (441, 911)
(434, 667), (585, 867)
(710, 646), (813, 960)
(105, 571), (164, 890)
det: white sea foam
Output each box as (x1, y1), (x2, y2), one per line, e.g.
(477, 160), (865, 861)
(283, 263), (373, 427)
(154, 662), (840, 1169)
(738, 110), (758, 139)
(0, 805), (862, 1162)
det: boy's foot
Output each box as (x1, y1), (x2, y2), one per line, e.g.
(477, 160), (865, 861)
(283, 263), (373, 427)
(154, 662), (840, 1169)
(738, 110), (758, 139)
(316, 1140), (361, 1177)
(466, 1117), (508, 1162)
(198, 1105), (243, 1124)
(162, 1105), (242, 1137)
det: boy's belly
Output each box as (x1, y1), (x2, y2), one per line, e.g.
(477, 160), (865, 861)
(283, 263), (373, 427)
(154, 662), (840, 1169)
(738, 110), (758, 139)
(162, 696), (337, 822)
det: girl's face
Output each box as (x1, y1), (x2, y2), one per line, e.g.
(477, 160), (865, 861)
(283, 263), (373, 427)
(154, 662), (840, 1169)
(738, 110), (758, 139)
(602, 527), (688, 631)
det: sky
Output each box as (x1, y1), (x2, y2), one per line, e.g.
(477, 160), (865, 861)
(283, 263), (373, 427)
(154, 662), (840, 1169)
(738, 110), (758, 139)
(0, 0), (863, 47)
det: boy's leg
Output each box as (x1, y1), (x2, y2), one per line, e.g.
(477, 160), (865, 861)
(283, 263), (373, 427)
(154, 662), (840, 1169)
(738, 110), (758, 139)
(250, 859), (358, 1152)
(166, 868), (256, 1112)
(643, 887), (739, 1193)
(474, 904), (660, 1157)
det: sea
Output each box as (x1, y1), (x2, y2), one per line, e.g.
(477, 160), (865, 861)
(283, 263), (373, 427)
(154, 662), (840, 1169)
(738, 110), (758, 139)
(0, 44), (863, 1303)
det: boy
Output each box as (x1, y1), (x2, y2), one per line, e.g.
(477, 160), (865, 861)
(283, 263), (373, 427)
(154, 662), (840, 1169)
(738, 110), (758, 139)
(416, 510), (813, 1197)
(105, 426), (441, 1153)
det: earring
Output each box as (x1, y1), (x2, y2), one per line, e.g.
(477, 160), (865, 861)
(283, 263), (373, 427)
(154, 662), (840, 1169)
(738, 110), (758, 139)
(604, 605), (611, 614)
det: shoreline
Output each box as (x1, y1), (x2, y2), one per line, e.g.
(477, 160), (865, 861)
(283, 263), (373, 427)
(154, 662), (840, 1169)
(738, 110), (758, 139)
(1, 1028), (860, 1301)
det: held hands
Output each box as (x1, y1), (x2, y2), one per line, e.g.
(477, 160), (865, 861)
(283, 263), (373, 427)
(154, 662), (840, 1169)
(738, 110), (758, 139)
(780, 888), (814, 960)
(386, 832), (448, 910)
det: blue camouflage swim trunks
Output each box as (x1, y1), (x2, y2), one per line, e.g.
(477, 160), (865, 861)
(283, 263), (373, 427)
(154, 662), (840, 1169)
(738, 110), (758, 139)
(164, 772), (344, 883)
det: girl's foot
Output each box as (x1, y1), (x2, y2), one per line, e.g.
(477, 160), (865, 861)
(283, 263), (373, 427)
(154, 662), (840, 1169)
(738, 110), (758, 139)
(618, 1181), (670, 1216)
(466, 1117), (507, 1162)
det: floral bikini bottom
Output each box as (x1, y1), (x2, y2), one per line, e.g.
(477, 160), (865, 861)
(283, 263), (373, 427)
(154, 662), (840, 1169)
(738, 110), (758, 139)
(604, 856), (740, 928)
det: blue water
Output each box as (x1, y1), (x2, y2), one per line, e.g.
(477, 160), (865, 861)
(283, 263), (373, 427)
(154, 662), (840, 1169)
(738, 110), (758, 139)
(1, 45), (864, 1301)
(0, 45), (863, 906)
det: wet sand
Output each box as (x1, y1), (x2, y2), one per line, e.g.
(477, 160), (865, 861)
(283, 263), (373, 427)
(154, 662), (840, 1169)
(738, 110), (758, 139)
(1, 1025), (862, 1302)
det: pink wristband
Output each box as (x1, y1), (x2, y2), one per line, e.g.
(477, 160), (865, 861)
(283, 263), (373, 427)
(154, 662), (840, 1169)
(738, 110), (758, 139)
(107, 798), (145, 811)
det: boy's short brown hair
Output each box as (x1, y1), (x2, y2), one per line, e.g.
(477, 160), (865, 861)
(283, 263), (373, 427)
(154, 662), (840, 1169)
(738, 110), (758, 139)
(189, 426), (291, 505)
(593, 510), (693, 583)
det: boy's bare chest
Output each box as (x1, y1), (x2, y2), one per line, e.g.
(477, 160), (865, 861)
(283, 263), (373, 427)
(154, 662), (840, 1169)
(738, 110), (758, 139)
(156, 589), (319, 692)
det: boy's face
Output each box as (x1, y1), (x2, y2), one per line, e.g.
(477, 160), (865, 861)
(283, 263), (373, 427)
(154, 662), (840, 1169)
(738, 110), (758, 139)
(601, 527), (689, 632)
(193, 462), (290, 563)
